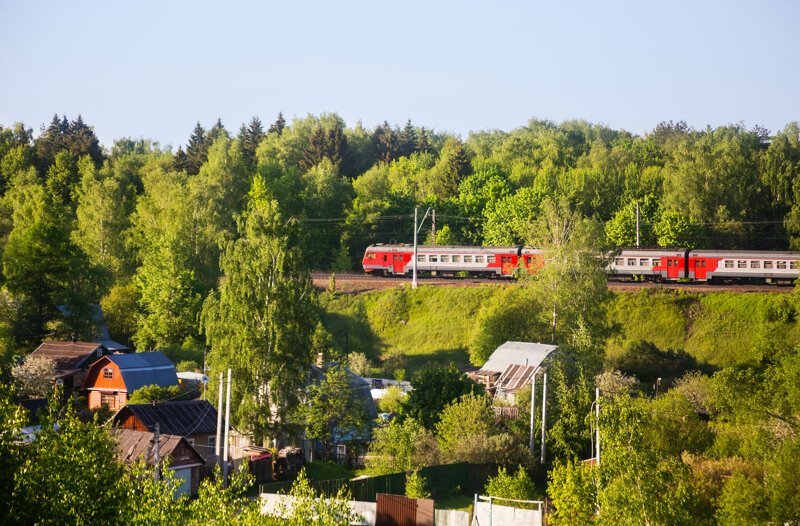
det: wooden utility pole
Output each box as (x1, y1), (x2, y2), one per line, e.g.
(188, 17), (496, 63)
(153, 422), (161, 481)
(216, 372), (223, 467)
(223, 368), (232, 486)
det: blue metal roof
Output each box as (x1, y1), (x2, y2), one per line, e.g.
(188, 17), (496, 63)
(106, 352), (178, 393)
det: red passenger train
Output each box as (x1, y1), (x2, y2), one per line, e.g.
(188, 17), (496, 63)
(362, 244), (800, 284)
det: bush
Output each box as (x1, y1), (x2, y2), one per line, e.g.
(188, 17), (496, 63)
(607, 339), (698, 384)
(484, 466), (536, 502)
(405, 470), (431, 499)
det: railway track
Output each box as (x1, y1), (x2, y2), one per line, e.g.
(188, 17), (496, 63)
(312, 273), (792, 294)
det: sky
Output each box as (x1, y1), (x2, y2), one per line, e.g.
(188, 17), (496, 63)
(1, 0), (798, 149)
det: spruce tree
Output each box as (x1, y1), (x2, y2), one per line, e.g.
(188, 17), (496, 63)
(173, 146), (189, 172)
(399, 119), (417, 158)
(185, 122), (208, 175)
(268, 112), (286, 136)
(372, 121), (398, 163)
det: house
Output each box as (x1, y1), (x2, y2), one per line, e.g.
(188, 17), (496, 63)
(115, 429), (205, 495)
(468, 341), (559, 404)
(111, 400), (255, 465)
(84, 352), (178, 411)
(29, 341), (112, 391)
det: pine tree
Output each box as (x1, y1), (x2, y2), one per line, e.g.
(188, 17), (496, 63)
(399, 119), (417, 158)
(173, 146), (189, 172)
(186, 122), (208, 175)
(372, 121), (398, 163)
(240, 116), (265, 169)
(268, 112), (286, 136)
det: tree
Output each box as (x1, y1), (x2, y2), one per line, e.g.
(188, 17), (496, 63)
(405, 470), (431, 499)
(267, 468), (360, 526)
(377, 385), (406, 414)
(100, 282), (139, 348)
(547, 460), (597, 526)
(0, 384), (25, 511)
(346, 351), (372, 377)
(201, 179), (318, 442)
(10, 396), (126, 525)
(239, 116), (266, 170)
(405, 365), (484, 429)
(268, 112), (286, 136)
(12, 356), (55, 398)
(295, 363), (369, 461)
(128, 384), (182, 404)
(485, 466), (536, 501)
(121, 460), (188, 526)
(653, 210), (698, 248)
(366, 417), (439, 474)
(435, 393), (494, 463)
(186, 122), (208, 175)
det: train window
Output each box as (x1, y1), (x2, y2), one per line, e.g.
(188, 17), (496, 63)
(367, 253), (375, 260)
(452, 255), (460, 263)
(652, 258), (660, 266)
(667, 259), (673, 267)
(751, 261), (760, 269)
(464, 255), (472, 263)
(792, 261), (799, 269)
(639, 258), (649, 266)
(488, 256), (496, 263)
(394, 254), (402, 261)
(476, 256), (484, 263)
(778, 261), (787, 269)
(441, 255), (450, 263)
(429, 256), (438, 263)
(725, 260), (734, 268)
(699, 260), (705, 267)
(383, 254), (387, 261)
(615, 258), (624, 265)
(764, 261), (773, 269)
(417, 255), (426, 262)
(627, 258), (636, 266)
(737, 261), (747, 268)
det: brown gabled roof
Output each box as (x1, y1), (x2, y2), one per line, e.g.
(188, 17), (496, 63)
(30, 341), (109, 375)
(115, 429), (204, 468)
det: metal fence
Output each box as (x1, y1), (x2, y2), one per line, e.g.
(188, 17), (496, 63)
(260, 462), (496, 503)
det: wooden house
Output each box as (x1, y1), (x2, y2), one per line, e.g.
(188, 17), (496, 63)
(29, 341), (112, 391)
(115, 429), (204, 495)
(85, 352), (178, 411)
(468, 341), (559, 403)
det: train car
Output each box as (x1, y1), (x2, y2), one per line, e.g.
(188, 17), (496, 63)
(688, 250), (800, 283)
(362, 244), (542, 277)
(608, 249), (689, 281)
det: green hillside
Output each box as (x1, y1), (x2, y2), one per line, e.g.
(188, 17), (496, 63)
(321, 285), (800, 375)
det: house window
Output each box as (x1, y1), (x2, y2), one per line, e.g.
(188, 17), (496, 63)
(336, 444), (347, 457)
(463, 255), (472, 263)
(738, 261), (747, 269)
(96, 348), (102, 357)
(627, 258), (636, 266)
(417, 255), (426, 262)
(764, 261), (773, 269)
(103, 368), (113, 380)
(452, 255), (460, 263)
(475, 256), (484, 263)
(208, 436), (216, 452)
(652, 258), (660, 267)
(639, 258), (649, 267)
(615, 258), (624, 266)
(440, 255), (450, 263)
(101, 393), (115, 406)
(777, 261), (787, 269)
(725, 260), (734, 268)
(751, 261), (760, 269)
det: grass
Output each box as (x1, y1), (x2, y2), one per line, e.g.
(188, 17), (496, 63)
(321, 284), (799, 375)
(304, 461), (355, 481)
(435, 492), (474, 511)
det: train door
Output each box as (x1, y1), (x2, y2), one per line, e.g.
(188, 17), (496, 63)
(694, 259), (708, 280)
(382, 253), (390, 273)
(392, 253), (406, 274)
(666, 257), (682, 279)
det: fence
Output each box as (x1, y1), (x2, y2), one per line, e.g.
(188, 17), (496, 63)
(260, 463), (497, 503)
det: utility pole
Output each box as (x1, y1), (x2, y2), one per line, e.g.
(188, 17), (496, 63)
(223, 368), (232, 486)
(636, 201), (640, 248)
(412, 207), (432, 289)
(215, 372), (223, 467)
(529, 371), (537, 455)
(540, 372), (548, 465)
(153, 422), (161, 481)
(431, 209), (436, 244)
(595, 387), (601, 465)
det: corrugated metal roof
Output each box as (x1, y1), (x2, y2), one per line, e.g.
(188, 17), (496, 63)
(115, 400), (218, 436)
(115, 429), (204, 467)
(495, 363), (538, 393)
(106, 352), (178, 392)
(479, 341), (558, 375)
(30, 341), (108, 374)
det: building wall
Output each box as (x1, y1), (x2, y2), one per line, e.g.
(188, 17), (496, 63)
(88, 389), (128, 411)
(85, 360), (126, 391)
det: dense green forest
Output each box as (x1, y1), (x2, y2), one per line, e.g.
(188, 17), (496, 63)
(1, 113), (799, 357)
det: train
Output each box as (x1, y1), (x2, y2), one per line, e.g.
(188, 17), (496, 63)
(361, 244), (800, 284)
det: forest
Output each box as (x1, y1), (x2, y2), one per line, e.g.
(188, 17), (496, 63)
(0, 113), (799, 358)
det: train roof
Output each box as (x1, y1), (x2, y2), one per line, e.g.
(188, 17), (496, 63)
(366, 244), (524, 254)
(616, 248), (687, 257)
(689, 250), (800, 258)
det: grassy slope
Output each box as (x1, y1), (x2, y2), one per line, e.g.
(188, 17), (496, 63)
(321, 285), (799, 375)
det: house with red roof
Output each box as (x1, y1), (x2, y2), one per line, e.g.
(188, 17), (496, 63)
(84, 352), (178, 411)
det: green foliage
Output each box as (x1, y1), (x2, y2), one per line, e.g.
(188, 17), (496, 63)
(377, 385), (406, 414)
(547, 460), (597, 526)
(406, 365), (484, 429)
(366, 417), (439, 474)
(128, 384), (182, 404)
(606, 339), (698, 384)
(101, 281), (139, 347)
(714, 473), (767, 526)
(484, 466), (536, 501)
(269, 468), (360, 526)
(435, 393), (494, 463)
(405, 470), (431, 499)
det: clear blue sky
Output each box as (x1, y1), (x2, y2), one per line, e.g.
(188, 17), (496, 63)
(1, 0), (798, 149)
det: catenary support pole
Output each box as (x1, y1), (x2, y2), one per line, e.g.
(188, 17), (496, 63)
(636, 201), (640, 248)
(223, 368), (232, 486)
(431, 209), (436, 243)
(596, 387), (601, 465)
(413, 207), (418, 289)
(153, 421), (161, 481)
(540, 372), (548, 465)
(216, 372), (223, 466)
(529, 372), (537, 454)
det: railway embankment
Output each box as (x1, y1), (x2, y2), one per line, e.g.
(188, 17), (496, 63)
(320, 285), (800, 376)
